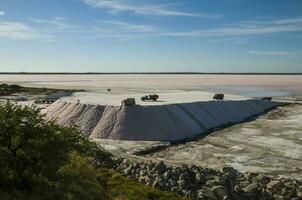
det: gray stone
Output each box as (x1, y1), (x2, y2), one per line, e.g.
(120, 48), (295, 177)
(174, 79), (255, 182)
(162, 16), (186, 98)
(211, 185), (228, 199)
(222, 166), (238, 175)
(200, 187), (217, 199)
(178, 179), (187, 190)
(155, 161), (167, 174)
(206, 179), (221, 187)
(267, 180), (284, 193)
(234, 181), (250, 192)
(184, 190), (195, 198)
(242, 182), (260, 194)
(179, 173), (188, 180)
(197, 192), (208, 200)
(152, 179), (160, 188)
(254, 174), (271, 184)
(296, 186), (302, 198)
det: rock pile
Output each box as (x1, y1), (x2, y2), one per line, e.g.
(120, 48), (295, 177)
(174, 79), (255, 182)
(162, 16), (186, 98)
(114, 158), (302, 200)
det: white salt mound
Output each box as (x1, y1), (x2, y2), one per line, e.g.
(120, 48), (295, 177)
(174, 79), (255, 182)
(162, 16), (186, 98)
(45, 99), (280, 141)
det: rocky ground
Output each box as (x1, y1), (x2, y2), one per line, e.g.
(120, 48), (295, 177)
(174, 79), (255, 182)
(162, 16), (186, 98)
(114, 158), (302, 200)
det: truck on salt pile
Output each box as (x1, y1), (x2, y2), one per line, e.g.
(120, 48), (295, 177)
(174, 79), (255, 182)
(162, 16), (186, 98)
(121, 98), (136, 106)
(213, 93), (224, 100)
(262, 97), (272, 101)
(141, 94), (159, 101)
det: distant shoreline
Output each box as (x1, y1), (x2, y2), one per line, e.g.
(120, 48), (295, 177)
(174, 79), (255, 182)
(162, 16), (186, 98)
(0, 72), (302, 75)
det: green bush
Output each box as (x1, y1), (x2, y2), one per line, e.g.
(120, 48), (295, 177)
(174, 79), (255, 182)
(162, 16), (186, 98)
(0, 102), (111, 200)
(0, 102), (185, 200)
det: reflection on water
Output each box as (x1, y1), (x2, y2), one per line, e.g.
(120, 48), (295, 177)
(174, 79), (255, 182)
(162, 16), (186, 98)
(207, 86), (291, 98)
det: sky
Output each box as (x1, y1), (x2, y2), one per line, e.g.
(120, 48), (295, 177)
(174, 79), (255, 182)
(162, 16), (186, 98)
(0, 0), (302, 73)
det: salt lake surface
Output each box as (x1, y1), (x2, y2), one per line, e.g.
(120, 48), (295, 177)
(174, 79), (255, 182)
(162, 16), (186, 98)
(1, 74), (302, 97)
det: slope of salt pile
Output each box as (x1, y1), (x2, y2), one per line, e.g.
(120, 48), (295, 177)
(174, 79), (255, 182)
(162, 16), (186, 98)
(45, 99), (280, 141)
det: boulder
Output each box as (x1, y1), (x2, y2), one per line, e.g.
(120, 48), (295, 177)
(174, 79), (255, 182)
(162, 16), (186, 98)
(211, 185), (228, 199)
(206, 179), (221, 188)
(222, 166), (239, 175)
(178, 179), (188, 190)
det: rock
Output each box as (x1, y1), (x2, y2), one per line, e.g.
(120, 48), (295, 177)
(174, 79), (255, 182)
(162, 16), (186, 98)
(195, 172), (206, 184)
(113, 159), (302, 200)
(281, 186), (296, 199)
(200, 187), (217, 199)
(138, 176), (146, 184)
(145, 177), (152, 186)
(254, 174), (271, 184)
(163, 170), (172, 179)
(184, 190), (195, 198)
(168, 179), (177, 187)
(273, 194), (283, 200)
(297, 186), (302, 198)
(171, 187), (182, 195)
(242, 182), (260, 194)
(139, 170), (147, 177)
(178, 179), (188, 190)
(261, 189), (273, 199)
(211, 185), (228, 199)
(220, 173), (237, 187)
(196, 192), (208, 200)
(155, 161), (167, 174)
(179, 173), (188, 180)
(234, 181), (250, 192)
(124, 166), (132, 176)
(267, 180), (284, 194)
(152, 179), (160, 188)
(206, 179), (221, 188)
(222, 166), (238, 175)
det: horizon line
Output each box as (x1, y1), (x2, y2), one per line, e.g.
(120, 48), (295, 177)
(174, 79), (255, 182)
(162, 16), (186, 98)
(0, 72), (302, 75)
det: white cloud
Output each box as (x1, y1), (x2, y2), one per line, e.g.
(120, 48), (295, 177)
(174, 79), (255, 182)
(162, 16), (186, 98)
(90, 20), (160, 40)
(96, 20), (157, 33)
(164, 16), (302, 38)
(0, 21), (39, 39)
(248, 50), (302, 57)
(29, 17), (74, 31)
(90, 16), (302, 40)
(82, 0), (220, 18)
(0, 11), (5, 16)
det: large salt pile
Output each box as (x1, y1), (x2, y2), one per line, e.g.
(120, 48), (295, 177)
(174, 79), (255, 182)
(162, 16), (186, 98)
(45, 99), (280, 141)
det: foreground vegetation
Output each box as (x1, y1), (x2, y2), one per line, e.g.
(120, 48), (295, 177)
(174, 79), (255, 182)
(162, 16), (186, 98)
(0, 83), (80, 96)
(0, 102), (183, 200)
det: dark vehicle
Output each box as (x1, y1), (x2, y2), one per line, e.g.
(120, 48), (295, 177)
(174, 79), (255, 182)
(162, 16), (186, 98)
(121, 98), (136, 106)
(262, 97), (272, 101)
(141, 94), (159, 101)
(107, 88), (111, 92)
(213, 93), (224, 100)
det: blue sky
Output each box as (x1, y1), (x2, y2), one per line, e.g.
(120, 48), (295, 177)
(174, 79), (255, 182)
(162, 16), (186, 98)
(0, 0), (301, 72)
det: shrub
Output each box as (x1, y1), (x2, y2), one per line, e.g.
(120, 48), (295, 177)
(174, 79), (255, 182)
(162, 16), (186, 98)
(0, 102), (111, 200)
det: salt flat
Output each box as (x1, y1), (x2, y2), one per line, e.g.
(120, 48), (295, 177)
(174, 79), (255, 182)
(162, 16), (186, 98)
(1, 74), (302, 96)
